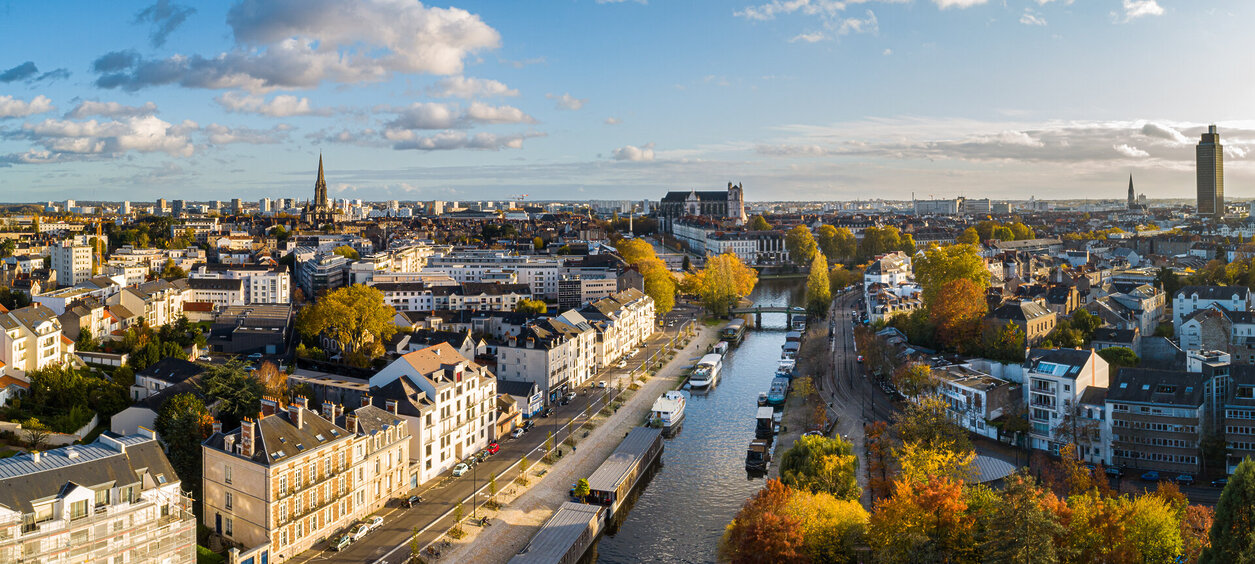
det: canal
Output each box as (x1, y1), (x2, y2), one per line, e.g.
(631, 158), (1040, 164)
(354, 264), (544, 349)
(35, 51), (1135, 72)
(592, 278), (803, 563)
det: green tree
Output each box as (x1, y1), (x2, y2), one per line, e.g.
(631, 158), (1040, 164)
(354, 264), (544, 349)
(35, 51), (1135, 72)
(296, 284), (397, 367)
(785, 225), (818, 267)
(913, 243), (990, 310)
(533, 236), (545, 250)
(985, 321), (1027, 363)
(1008, 222), (1035, 241)
(957, 227), (980, 245)
(992, 225), (1015, 241)
(573, 478), (591, 502)
(332, 245), (360, 260)
(198, 361), (264, 430)
(160, 259), (185, 281)
(155, 393), (212, 498)
(1097, 346), (1139, 368)
(748, 215), (772, 231)
(516, 298), (548, 315)
(892, 396), (972, 454)
(779, 435), (861, 500)
(20, 418), (50, 451)
(805, 252), (832, 317)
(816, 225), (840, 261)
(980, 473), (1063, 563)
(1204, 458), (1255, 563)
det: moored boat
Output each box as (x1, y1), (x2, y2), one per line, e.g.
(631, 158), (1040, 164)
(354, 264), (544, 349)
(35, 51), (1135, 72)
(766, 376), (789, 406)
(745, 438), (772, 472)
(649, 391), (686, 431)
(689, 353), (723, 388)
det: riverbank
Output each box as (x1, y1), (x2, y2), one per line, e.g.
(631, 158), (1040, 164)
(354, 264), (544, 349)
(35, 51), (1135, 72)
(439, 325), (722, 564)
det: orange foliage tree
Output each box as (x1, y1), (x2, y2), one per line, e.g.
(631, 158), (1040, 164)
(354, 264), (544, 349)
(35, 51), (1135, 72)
(719, 480), (808, 563)
(928, 277), (987, 353)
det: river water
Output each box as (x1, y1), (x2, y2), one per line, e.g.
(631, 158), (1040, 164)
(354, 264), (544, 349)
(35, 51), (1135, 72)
(591, 279), (803, 563)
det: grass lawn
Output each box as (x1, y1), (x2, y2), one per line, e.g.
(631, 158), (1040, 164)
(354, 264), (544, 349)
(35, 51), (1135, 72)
(197, 546), (225, 564)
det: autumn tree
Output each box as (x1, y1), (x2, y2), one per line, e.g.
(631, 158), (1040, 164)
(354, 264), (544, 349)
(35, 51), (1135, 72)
(1124, 494), (1185, 562)
(254, 361), (287, 399)
(914, 242), (990, 310)
(692, 252), (758, 316)
(895, 439), (976, 484)
(296, 284), (397, 367)
(748, 215), (772, 231)
(719, 480), (808, 564)
(928, 278), (987, 353)
(892, 396), (972, 454)
(1181, 504), (1215, 564)
(857, 225), (905, 261)
(805, 252), (831, 317)
(891, 361), (935, 399)
(1008, 222), (1035, 241)
(865, 421), (895, 500)
(573, 478), (590, 502)
(516, 298), (548, 315)
(155, 393), (213, 499)
(868, 477), (973, 563)
(783, 489), (869, 563)
(980, 472), (1064, 564)
(616, 238), (677, 316)
(332, 245), (360, 260)
(779, 435), (860, 500)
(957, 227), (980, 245)
(828, 264), (860, 295)
(786, 225), (818, 267)
(1203, 457), (1255, 563)
(815, 225), (840, 262)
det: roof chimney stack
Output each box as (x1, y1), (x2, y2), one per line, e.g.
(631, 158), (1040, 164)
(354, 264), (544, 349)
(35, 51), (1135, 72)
(240, 418), (255, 458)
(288, 398), (305, 428)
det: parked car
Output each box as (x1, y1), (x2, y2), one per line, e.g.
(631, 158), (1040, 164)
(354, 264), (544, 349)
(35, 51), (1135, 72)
(350, 523), (370, 541)
(247, 352), (264, 360)
(1175, 474), (1195, 486)
(565, 391), (577, 402)
(487, 442), (500, 455)
(331, 534), (353, 552)
(857, 355), (864, 363)
(1211, 477), (1229, 488)
(597, 380), (608, 388)
(1140, 471), (1161, 482)
(365, 515), (384, 531)
(523, 420), (535, 431)
(1105, 466), (1124, 478)
(511, 427), (525, 439)
(452, 463), (469, 477)
(617, 361), (627, 368)
(402, 495), (422, 508)
(197, 355), (211, 361)
(540, 408), (552, 418)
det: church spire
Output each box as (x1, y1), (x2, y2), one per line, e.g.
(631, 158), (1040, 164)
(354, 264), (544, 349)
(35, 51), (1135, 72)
(314, 154), (328, 207)
(1127, 174), (1136, 209)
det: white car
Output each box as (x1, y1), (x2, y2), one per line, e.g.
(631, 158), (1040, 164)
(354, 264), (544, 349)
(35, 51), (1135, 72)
(617, 360), (627, 368)
(511, 427), (525, 439)
(197, 355), (211, 361)
(350, 523), (370, 541)
(365, 515), (384, 532)
(597, 381), (608, 388)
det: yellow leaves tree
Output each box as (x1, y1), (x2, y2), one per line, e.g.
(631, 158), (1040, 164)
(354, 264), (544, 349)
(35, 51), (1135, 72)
(254, 360), (287, 399)
(868, 477), (974, 563)
(692, 252), (758, 316)
(805, 252), (831, 317)
(617, 238), (676, 315)
(913, 243), (990, 310)
(296, 284), (396, 367)
(783, 489), (869, 563)
(894, 439), (976, 484)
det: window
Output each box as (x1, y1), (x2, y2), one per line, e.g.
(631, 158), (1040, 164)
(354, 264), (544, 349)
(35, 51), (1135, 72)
(225, 492), (233, 510)
(70, 500), (88, 520)
(95, 488), (110, 507)
(225, 517), (233, 536)
(225, 465), (233, 485)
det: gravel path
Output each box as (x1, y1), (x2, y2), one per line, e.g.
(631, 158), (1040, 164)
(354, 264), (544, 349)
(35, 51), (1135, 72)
(442, 325), (722, 564)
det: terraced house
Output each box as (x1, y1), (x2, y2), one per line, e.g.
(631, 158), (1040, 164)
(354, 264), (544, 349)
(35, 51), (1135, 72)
(202, 396), (409, 562)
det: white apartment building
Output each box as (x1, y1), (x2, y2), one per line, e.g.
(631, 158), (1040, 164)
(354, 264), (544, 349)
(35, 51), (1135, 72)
(424, 252), (565, 299)
(369, 343), (497, 484)
(202, 397), (410, 563)
(1023, 348), (1111, 455)
(347, 244), (434, 285)
(0, 431), (196, 564)
(578, 289), (656, 369)
(50, 242), (92, 287)
(106, 279), (186, 328)
(1174, 285), (1251, 333)
(187, 278), (245, 308)
(930, 364), (1019, 440)
(0, 304), (78, 375)
(188, 264), (291, 304)
(496, 314), (597, 404)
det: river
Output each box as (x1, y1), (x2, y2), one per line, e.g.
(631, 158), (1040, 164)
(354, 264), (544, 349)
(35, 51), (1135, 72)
(591, 278), (803, 563)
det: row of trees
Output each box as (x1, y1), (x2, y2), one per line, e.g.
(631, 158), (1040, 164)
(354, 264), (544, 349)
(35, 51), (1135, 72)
(681, 252), (759, 316)
(782, 223), (915, 268)
(956, 220), (1036, 244)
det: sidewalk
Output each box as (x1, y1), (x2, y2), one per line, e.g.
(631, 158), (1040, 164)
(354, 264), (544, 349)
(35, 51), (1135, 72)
(439, 325), (722, 564)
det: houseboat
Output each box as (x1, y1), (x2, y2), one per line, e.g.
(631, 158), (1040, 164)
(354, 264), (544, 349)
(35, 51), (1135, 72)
(712, 341), (729, 357)
(721, 319), (747, 344)
(766, 376), (790, 406)
(689, 354), (723, 389)
(586, 427), (665, 519)
(776, 358), (796, 378)
(755, 406), (775, 439)
(649, 391), (686, 433)
(757, 392), (769, 407)
(745, 438), (772, 472)
(781, 341), (800, 360)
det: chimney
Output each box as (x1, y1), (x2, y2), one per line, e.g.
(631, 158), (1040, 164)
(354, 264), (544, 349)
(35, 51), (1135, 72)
(322, 400), (336, 420)
(386, 399), (398, 415)
(288, 399), (305, 428)
(212, 420), (222, 435)
(30, 451), (40, 464)
(240, 419), (255, 458)
(345, 413), (358, 434)
(260, 397), (279, 417)
(361, 394), (372, 408)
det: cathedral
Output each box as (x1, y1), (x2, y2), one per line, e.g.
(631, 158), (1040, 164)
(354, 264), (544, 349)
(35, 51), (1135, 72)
(658, 182), (748, 229)
(1127, 175), (1146, 211)
(303, 155), (343, 224)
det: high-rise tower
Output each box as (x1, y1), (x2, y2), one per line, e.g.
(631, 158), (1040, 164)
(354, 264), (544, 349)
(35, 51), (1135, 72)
(1197, 125), (1224, 217)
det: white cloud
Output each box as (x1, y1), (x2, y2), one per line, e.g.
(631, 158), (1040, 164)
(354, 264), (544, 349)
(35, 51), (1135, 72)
(0, 95), (55, 119)
(17, 115), (195, 158)
(547, 93), (587, 111)
(612, 142), (656, 161)
(427, 76), (518, 99)
(1226, 146), (1248, 159)
(1120, 0), (1164, 21)
(1019, 11), (1047, 26)
(932, 0), (989, 8)
(790, 32), (826, 43)
(205, 123), (291, 144)
(838, 10), (878, 35)
(605, 117), (622, 125)
(883, 48), (893, 56)
(1139, 122), (1190, 144)
(65, 100), (158, 119)
(384, 102), (535, 130)
(388, 130), (544, 151)
(735, 0), (848, 22)
(93, 0), (500, 91)
(464, 102), (536, 124)
(1113, 144), (1149, 158)
(214, 91), (330, 116)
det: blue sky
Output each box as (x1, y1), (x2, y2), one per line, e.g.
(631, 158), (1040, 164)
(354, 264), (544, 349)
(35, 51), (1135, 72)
(0, 0), (1251, 203)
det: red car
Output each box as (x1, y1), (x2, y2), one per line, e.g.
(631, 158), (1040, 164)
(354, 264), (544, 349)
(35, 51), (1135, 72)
(486, 442), (500, 455)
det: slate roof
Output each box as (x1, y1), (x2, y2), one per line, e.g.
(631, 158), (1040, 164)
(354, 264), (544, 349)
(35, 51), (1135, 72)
(1108, 368), (1206, 407)
(0, 434), (176, 514)
(136, 357), (204, 385)
(1176, 285), (1249, 301)
(1091, 328), (1138, 345)
(993, 300), (1053, 321)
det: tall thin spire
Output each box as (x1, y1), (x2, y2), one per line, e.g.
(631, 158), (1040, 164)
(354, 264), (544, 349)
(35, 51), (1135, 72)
(314, 153), (328, 207)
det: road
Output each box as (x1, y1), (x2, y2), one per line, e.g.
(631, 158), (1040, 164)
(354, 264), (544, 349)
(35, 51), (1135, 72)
(286, 320), (692, 564)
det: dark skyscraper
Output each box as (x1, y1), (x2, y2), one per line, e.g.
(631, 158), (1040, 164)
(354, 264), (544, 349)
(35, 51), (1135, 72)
(1197, 125), (1224, 217)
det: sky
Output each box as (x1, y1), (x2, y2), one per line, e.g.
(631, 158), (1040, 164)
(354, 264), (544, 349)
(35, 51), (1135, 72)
(1, 0), (1254, 203)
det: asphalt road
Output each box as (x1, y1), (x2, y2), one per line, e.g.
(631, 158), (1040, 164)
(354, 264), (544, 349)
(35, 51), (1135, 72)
(286, 321), (690, 563)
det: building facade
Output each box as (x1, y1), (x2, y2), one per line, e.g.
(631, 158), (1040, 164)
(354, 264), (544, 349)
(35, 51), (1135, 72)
(50, 242), (92, 288)
(1197, 125), (1224, 217)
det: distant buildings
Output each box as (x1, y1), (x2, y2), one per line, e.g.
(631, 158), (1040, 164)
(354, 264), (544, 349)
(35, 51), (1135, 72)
(657, 182), (747, 230)
(50, 241), (92, 287)
(303, 155), (343, 225)
(1197, 125), (1224, 217)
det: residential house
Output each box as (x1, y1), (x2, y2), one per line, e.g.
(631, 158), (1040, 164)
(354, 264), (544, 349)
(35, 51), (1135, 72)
(930, 364), (1019, 440)
(1106, 368), (1206, 475)
(1023, 348), (1111, 454)
(991, 299), (1057, 345)
(497, 379), (544, 418)
(1174, 285), (1250, 332)
(0, 304), (79, 375)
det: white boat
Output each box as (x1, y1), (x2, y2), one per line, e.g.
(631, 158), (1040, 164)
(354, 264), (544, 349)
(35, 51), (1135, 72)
(776, 358), (796, 377)
(650, 391), (686, 430)
(689, 353), (723, 388)
(713, 341), (729, 357)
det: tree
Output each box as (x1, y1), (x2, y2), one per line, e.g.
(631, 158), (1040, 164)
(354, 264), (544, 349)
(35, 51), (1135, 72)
(255, 361), (287, 399)
(914, 243), (990, 310)
(1008, 222), (1035, 241)
(692, 252), (758, 316)
(573, 478), (591, 502)
(785, 225), (818, 267)
(891, 361), (935, 399)
(779, 435), (861, 500)
(332, 245), (359, 260)
(815, 225), (840, 261)
(868, 477), (973, 563)
(719, 479), (808, 564)
(296, 284), (397, 367)
(828, 264), (860, 296)
(409, 527), (422, 561)
(160, 259), (185, 281)
(1204, 458), (1255, 563)
(804, 252), (831, 317)
(681, 255), (691, 271)
(1124, 493), (1184, 562)
(928, 278), (987, 353)
(155, 393), (212, 498)
(957, 227), (979, 245)
(979, 473), (1063, 564)
(892, 396), (972, 454)
(533, 236), (545, 251)
(865, 421), (895, 500)
(895, 439), (976, 484)
(20, 418), (51, 451)
(198, 361), (264, 430)
(1182, 504), (1215, 564)
(616, 238), (657, 265)
(748, 215), (772, 231)
(516, 298), (548, 315)
(1097, 346), (1139, 368)
(783, 489), (869, 563)
(640, 260), (677, 316)
(984, 321), (1027, 363)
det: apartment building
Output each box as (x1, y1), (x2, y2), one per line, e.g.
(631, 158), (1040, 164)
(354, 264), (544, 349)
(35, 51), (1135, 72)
(1223, 365), (1255, 473)
(106, 279), (185, 328)
(991, 299), (1057, 345)
(0, 430), (196, 564)
(294, 251), (349, 298)
(186, 278), (245, 309)
(347, 244), (434, 285)
(496, 314), (597, 404)
(578, 288), (655, 369)
(0, 304), (78, 375)
(1106, 368), (1207, 475)
(106, 246), (206, 274)
(369, 343), (497, 484)
(930, 364), (1019, 440)
(558, 274), (618, 311)
(188, 264), (292, 305)
(1023, 348), (1110, 454)
(423, 252), (565, 299)
(1174, 285), (1250, 332)
(202, 397), (409, 563)
(49, 242), (92, 287)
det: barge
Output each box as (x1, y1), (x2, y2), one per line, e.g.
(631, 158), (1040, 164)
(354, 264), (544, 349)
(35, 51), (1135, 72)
(586, 427), (665, 519)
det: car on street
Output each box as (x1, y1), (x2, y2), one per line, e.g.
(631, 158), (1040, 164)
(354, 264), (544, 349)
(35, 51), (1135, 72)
(1140, 471), (1161, 482)
(523, 420), (535, 431)
(617, 360), (627, 368)
(565, 391), (577, 402)
(1105, 466), (1124, 478)
(511, 428), (525, 439)
(197, 355), (211, 361)
(331, 534), (353, 552)
(350, 523), (370, 541)
(452, 463), (469, 477)
(247, 352), (264, 360)
(1175, 474), (1196, 486)
(540, 407), (552, 418)
(1211, 477), (1229, 488)
(857, 355), (864, 363)
(365, 515), (384, 532)
(597, 380), (608, 388)
(402, 495), (422, 508)
(487, 441), (500, 455)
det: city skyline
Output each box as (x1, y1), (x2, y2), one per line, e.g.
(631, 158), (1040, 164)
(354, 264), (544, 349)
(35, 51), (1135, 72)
(2, 1), (1254, 202)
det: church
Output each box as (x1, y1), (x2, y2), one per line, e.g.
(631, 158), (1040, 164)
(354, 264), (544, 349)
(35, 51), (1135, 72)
(658, 182), (748, 229)
(303, 155), (344, 224)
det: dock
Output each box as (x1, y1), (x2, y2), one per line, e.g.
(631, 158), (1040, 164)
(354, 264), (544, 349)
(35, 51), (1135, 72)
(585, 426), (664, 518)
(507, 502), (606, 564)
